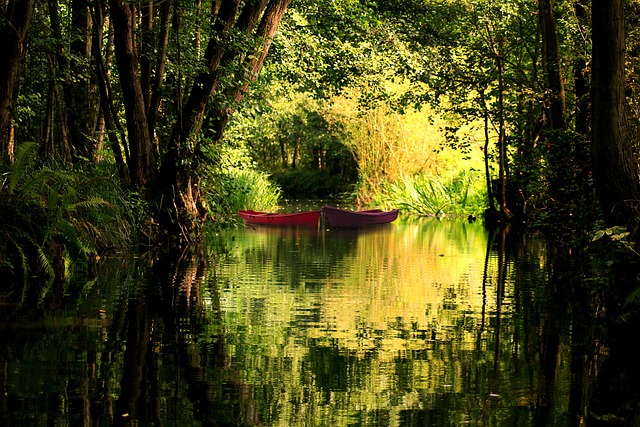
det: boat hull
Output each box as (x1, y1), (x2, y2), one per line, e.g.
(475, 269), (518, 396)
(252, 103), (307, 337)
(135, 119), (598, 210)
(238, 210), (321, 227)
(321, 205), (399, 228)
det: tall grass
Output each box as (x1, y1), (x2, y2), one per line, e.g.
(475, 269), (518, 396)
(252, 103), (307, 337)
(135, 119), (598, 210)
(372, 170), (487, 216)
(205, 168), (281, 222)
(325, 92), (490, 212)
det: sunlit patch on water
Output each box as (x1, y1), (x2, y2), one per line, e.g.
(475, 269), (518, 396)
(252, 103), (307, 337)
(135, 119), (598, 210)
(2, 217), (580, 427)
(203, 218), (563, 426)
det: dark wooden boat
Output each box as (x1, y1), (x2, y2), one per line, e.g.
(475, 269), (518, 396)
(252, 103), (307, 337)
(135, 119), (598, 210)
(238, 210), (321, 227)
(321, 205), (399, 228)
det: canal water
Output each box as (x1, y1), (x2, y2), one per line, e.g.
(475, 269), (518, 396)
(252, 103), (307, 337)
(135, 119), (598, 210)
(0, 216), (628, 426)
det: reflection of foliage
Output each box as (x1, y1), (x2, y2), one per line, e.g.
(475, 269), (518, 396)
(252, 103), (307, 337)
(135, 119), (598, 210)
(4, 220), (587, 426)
(207, 219), (574, 426)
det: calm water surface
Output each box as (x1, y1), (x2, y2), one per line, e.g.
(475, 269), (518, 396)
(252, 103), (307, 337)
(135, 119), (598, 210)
(1, 217), (607, 426)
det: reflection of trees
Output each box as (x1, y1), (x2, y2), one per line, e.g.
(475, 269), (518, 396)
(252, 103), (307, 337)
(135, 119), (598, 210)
(482, 225), (632, 426)
(111, 248), (263, 426)
(1, 359), (7, 426)
(6, 220), (640, 425)
(478, 224), (579, 424)
(581, 255), (640, 424)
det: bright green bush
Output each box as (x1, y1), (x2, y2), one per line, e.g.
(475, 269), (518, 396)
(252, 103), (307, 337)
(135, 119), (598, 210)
(204, 168), (281, 224)
(371, 170), (488, 216)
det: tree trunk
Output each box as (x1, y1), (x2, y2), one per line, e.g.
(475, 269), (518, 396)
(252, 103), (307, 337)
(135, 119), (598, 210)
(65, 0), (96, 163)
(483, 101), (496, 213)
(0, 0), (36, 165)
(497, 54), (511, 218)
(92, 0), (127, 180)
(573, 0), (589, 135)
(204, 0), (293, 143)
(109, 0), (156, 192)
(147, 0), (171, 145)
(47, 0), (73, 163)
(591, 0), (640, 229)
(157, 0), (292, 242)
(540, 0), (580, 215)
(539, 0), (566, 131)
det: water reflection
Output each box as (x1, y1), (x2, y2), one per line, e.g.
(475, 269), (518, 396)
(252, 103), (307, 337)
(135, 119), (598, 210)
(215, 219), (549, 426)
(0, 217), (629, 426)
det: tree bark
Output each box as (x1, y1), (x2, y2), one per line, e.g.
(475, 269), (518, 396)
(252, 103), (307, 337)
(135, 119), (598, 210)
(539, 0), (566, 131)
(157, 0), (292, 242)
(147, 0), (171, 145)
(540, 0), (580, 215)
(205, 0), (293, 142)
(109, 0), (156, 192)
(573, 0), (589, 135)
(591, 0), (640, 229)
(46, 0), (73, 163)
(0, 0), (36, 165)
(65, 0), (96, 163)
(92, 0), (127, 180)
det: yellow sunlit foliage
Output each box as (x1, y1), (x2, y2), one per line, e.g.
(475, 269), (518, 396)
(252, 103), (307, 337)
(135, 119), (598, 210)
(325, 92), (487, 206)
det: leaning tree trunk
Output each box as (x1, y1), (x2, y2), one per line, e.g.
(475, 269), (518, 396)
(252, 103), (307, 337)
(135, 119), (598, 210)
(204, 0), (293, 143)
(591, 0), (640, 230)
(0, 0), (36, 166)
(157, 0), (292, 243)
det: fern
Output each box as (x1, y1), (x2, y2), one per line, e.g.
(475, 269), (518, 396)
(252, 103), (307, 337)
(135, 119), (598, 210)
(6, 141), (39, 194)
(34, 242), (55, 285)
(1, 142), (128, 303)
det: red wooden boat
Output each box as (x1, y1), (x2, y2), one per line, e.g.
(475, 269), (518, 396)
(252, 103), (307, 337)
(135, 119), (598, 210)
(238, 210), (321, 227)
(321, 205), (399, 228)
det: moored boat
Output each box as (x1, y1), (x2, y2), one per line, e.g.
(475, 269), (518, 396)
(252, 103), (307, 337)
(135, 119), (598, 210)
(238, 209), (321, 227)
(321, 205), (399, 228)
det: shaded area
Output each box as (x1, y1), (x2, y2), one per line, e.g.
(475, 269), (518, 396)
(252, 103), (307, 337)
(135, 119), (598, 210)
(1, 219), (640, 425)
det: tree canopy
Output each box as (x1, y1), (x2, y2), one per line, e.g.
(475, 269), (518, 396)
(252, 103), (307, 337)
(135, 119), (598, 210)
(2, 0), (640, 245)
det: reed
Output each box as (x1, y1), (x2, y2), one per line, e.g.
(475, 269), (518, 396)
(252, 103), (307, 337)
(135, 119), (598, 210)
(372, 170), (487, 216)
(206, 168), (281, 219)
(326, 94), (488, 212)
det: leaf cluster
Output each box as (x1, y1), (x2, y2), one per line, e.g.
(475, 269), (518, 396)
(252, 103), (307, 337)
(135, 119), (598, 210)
(0, 143), (142, 302)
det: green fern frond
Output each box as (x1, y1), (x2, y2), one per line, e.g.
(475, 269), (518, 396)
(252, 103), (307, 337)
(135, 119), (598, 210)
(624, 285), (640, 307)
(34, 243), (55, 285)
(7, 230), (30, 279)
(14, 168), (56, 198)
(7, 142), (39, 194)
(39, 280), (54, 305)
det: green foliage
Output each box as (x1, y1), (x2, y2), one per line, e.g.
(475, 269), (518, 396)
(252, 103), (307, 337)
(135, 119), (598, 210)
(1, 0), (624, 248)
(222, 82), (357, 198)
(270, 169), (350, 197)
(592, 226), (632, 245)
(205, 168), (281, 224)
(0, 143), (141, 301)
(372, 170), (487, 216)
(198, 143), (282, 224)
(585, 224), (640, 321)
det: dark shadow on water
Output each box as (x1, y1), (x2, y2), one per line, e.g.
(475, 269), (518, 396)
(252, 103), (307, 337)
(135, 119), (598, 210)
(3, 219), (640, 426)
